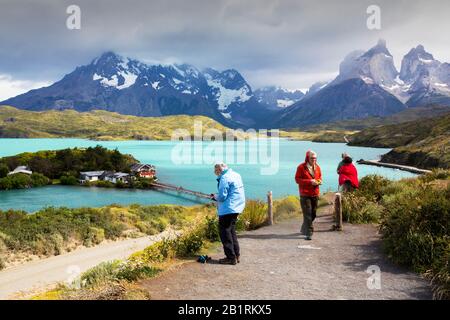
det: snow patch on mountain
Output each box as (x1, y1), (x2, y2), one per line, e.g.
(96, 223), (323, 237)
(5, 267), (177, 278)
(254, 86), (304, 108)
(171, 65), (186, 77)
(93, 71), (137, 90)
(205, 75), (251, 111)
(221, 112), (232, 119)
(117, 72), (138, 89)
(276, 99), (295, 108)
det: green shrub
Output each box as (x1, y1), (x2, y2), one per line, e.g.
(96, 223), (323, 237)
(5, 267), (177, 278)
(237, 200), (267, 231)
(139, 242), (168, 263)
(0, 231), (10, 250)
(174, 228), (204, 257)
(357, 174), (391, 201)
(83, 227), (105, 247)
(135, 221), (158, 235)
(420, 169), (450, 183)
(203, 216), (220, 242)
(380, 178), (418, 197)
(0, 172), (50, 189)
(50, 233), (64, 255)
(75, 259), (161, 293)
(0, 177), (12, 190)
(342, 193), (383, 223)
(60, 175), (79, 185)
(80, 260), (122, 288)
(115, 181), (127, 189)
(0, 173), (31, 190)
(150, 219), (167, 233)
(115, 262), (160, 282)
(0, 256), (5, 270)
(103, 222), (126, 239)
(380, 184), (450, 299)
(273, 196), (300, 221)
(0, 164), (9, 178)
(0, 235), (6, 270)
(31, 235), (55, 256)
(93, 180), (115, 188)
(426, 254), (450, 300)
(30, 173), (50, 187)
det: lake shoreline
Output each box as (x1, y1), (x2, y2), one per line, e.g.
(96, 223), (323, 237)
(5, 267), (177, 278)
(0, 138), (417, 212)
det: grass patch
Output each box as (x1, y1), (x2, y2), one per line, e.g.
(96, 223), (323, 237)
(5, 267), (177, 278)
(0, 105), (245, 141)
(0, 203), (214, 265)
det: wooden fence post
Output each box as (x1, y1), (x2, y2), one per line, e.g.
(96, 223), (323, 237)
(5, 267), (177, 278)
(267, 191), (273, 225)
(334, 193), (343, 231)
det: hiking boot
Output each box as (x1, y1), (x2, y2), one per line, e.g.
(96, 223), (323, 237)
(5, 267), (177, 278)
(305, 235), (312, 241)
(236, 255), (240, 263)
(219, 257), (237, 265)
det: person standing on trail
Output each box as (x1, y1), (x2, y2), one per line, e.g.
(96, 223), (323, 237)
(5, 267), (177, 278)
(337, 152), (349, 173)
(295, 150), (322, 240)
(337, 154), (359, 192)
(210, 163), (245, 265)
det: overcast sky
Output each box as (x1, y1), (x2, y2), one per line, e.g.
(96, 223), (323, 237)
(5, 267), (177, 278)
(0, 0), (449, 100)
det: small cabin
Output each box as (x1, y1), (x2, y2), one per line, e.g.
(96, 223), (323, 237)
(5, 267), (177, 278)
(130, 164), (156, 178)
(79, 171), (105, 183)
(8, 166), (32, 175)
(102, 171), (131, 184)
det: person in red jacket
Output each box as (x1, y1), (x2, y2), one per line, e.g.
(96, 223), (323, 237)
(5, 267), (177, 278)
(295, 150), (322, 240)
(337, 155), (359, 192)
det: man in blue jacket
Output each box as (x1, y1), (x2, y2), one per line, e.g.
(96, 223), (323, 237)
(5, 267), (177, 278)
(210, 163), (245, 265)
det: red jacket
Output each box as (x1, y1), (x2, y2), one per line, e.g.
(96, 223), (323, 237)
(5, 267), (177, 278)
(295, 152), (322, 197)
(338, 162), (359, 188)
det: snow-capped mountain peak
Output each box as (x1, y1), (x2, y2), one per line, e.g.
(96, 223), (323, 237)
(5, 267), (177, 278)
(1, 51), (278, 127)
(362, 38), (391, 58)
(398, 45), (450, 106)
(91, 52), (142, 90)
(204, 69), (252, 111)
(334, 39), (398, 88)
(325, 41), (450, 106)
(254, 86), (304, 108)
(304, 81), (329, 98)
(87, 52), (256, 114)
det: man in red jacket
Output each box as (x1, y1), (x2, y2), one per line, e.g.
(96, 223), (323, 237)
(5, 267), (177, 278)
(337, 154), (359, 192)
(295, 150), (322, 240)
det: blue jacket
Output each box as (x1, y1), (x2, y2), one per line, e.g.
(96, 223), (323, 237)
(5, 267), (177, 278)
(215, 168), (246, 216)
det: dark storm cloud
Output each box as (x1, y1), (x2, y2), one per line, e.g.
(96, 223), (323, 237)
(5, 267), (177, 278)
(0, 0), (449, 90)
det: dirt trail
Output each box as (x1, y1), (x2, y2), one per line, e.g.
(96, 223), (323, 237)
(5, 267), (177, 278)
(0, 230), (175, 300)
(141, 202), (432, 300)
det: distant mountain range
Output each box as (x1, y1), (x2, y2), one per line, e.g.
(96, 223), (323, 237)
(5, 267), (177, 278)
(1, 52), (277, 128)
(2, 40), (449, 129)
(253, 86), (304, 108)
(276, 39), (450, 128)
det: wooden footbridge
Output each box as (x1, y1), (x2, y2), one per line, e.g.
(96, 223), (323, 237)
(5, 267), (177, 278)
(150, 181), (212, 200)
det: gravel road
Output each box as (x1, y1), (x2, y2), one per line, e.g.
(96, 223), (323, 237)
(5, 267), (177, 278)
(0, 230), (175, 299)
(141, 204), (432, 300)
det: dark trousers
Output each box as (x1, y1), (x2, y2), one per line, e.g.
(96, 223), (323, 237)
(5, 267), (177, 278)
(219, 213), (240, 259)
(300, 196), (318, 237)
(342, 181), (355, 193)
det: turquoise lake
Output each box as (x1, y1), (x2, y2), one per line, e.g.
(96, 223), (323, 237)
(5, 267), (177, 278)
(0, 138), (416, 212)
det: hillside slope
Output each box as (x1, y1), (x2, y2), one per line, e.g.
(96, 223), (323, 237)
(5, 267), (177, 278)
(0, 105), (236, 140)
(349, 113), (450, 169)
